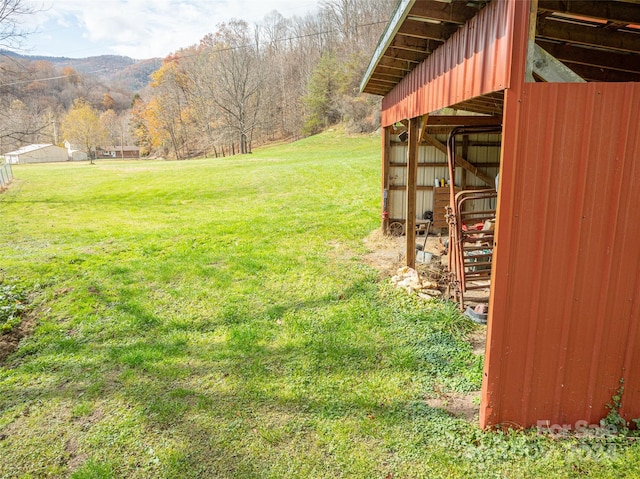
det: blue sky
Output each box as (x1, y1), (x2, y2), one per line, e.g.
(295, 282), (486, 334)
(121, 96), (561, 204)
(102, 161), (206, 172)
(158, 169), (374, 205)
(20, 0), (318, 59)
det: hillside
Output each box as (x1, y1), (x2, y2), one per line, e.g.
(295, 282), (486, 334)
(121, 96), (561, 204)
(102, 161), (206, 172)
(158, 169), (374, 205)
(0, 51), (161, 91)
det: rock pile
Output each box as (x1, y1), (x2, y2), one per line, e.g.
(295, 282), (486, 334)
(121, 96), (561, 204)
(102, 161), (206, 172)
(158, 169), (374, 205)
(391, 266), (442, 298)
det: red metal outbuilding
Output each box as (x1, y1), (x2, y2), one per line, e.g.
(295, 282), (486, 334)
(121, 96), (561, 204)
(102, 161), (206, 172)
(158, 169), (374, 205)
(362, 0), (640, 429)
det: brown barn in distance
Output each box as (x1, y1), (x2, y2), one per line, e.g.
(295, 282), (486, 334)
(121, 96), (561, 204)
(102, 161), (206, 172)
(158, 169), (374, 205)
(97, 146), (140, 159)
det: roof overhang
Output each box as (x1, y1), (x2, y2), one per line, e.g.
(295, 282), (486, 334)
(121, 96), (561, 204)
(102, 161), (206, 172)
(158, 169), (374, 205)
(361, 0), (640, 99)
(360, 0), (489, 97)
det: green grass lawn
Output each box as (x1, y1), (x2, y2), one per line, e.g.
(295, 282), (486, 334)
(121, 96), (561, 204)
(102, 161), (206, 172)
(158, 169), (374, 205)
(1, 130), (638, 478)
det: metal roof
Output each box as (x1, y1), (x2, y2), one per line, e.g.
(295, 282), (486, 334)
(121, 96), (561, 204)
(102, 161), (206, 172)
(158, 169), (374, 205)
(361, 0), (490, 97)
(4, 144), (55, 156)
(362, 0), (640, 99)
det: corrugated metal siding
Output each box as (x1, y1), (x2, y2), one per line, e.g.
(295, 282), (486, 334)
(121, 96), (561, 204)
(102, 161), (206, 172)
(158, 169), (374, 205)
(381, 0), (514, 126)
(482, 82), (640, 428)
(387, 136), (500, 221)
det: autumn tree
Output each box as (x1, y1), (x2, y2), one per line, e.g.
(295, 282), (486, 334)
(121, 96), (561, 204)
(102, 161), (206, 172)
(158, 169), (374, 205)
(101, 93), (115, 111)
(131, 0), (394, 155)
(62, 66), (80, 87)
(130, 95), (152, 157)
(144, 55), (192, 159)
(176, 43), (222, 155)
(61, 98), (107, 164)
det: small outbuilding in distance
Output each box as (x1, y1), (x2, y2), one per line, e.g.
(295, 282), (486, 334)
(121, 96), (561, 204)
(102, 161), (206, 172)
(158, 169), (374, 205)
(361, 0), (640, 429)
(3, 144), (69, 164)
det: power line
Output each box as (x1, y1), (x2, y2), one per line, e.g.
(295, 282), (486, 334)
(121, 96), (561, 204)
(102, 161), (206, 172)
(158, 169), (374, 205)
(181, 20), (387, 57)
(0, 68), (110, 87)
(0, 19), (387, 87)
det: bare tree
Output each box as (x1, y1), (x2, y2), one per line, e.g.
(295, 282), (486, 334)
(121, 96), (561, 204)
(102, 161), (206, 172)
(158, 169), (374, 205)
(134, 0), (395, 156)
(0, 1), (47, 153)
(0, 0), (37, 51)
(208, 20), (263, 155)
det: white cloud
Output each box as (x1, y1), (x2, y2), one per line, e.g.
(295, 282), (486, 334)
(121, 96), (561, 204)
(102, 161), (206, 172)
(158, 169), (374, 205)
(26, 0), (318, 58)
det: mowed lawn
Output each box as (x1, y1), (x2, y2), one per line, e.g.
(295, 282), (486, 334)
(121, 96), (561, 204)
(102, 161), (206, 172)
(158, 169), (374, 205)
(1, 130), (639, 478)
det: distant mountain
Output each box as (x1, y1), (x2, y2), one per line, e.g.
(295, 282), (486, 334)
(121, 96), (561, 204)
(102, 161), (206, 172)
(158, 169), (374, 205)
(0, 51), (162, 91)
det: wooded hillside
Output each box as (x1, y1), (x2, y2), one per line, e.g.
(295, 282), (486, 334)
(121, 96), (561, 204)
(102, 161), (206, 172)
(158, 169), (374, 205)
(0, 0), (395, 158)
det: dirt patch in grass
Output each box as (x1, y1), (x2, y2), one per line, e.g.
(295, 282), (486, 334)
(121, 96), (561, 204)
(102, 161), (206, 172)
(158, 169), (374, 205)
(66, 436), (88, 472)
(363, 228), (450, 286)
(425, 392), (480, 422)
(0, 313), (35, 363)
(362, 229), (404, 277)
(469, 329), (487, 356)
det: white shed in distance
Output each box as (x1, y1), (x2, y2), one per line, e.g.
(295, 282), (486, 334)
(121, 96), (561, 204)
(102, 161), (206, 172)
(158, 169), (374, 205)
(4, 144), (69, 164)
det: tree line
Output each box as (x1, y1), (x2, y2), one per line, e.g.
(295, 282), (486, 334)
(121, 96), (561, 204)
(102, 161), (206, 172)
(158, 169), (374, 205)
(0, 0), (396, 160)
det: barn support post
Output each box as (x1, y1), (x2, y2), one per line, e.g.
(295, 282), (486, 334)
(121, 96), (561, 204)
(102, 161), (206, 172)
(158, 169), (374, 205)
(381, 126), (391, 234)
(405, 117), (418, 269)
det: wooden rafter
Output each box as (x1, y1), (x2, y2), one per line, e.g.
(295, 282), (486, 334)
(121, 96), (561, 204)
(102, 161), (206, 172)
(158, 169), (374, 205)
(389, 36), (436, 54)
(426, 115), (501, 127)
(451, 93), (505, 116)
(382, 49), (422, 63)
(408, 1), (484, 25)
(536, 40), (640, 74)
(375, 57), (414, 72)
(564, 63), (640, 82)
(397, 19), (458, 42)
(537, 1), (640, 25)
(536, 17), (640, 53)
(530, 43), (586, 82)
(423, 134), (495, 187)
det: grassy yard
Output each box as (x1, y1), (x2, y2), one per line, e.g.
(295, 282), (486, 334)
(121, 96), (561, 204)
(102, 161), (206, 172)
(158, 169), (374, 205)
(1, 130), (638, 478)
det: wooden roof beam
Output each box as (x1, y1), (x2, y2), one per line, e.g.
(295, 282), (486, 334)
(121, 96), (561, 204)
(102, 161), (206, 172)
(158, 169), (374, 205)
(364, 84), (393, 93)
(397, 19), (459, 41)
(390, 35), (436, 54)
(423, 134), (495, 186)
(451, 100), (503, 116)
(372, 71), (407, 82)
(536, 40), (640, 74)
(367, 77), (401, 86)
(365, 80), (395, 89)
(408, 1), (484, 25)
(537, 1), (640, 25)
(364, 89), (391, 97)
(427, 115), (502, 126)
(375, 57), (414, 72)
(382, 47), (429, 62)
(537, 18), (640, 53)
(564, 63), (640, 82)
(530, 43), (586, 82)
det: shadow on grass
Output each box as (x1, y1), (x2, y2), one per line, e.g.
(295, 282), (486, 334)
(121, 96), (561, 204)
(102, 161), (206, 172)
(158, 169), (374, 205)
(0, 272), (480, 477)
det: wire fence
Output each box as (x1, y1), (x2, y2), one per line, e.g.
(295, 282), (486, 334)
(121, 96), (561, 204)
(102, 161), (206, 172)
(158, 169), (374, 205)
(0, 163), (14, 189)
